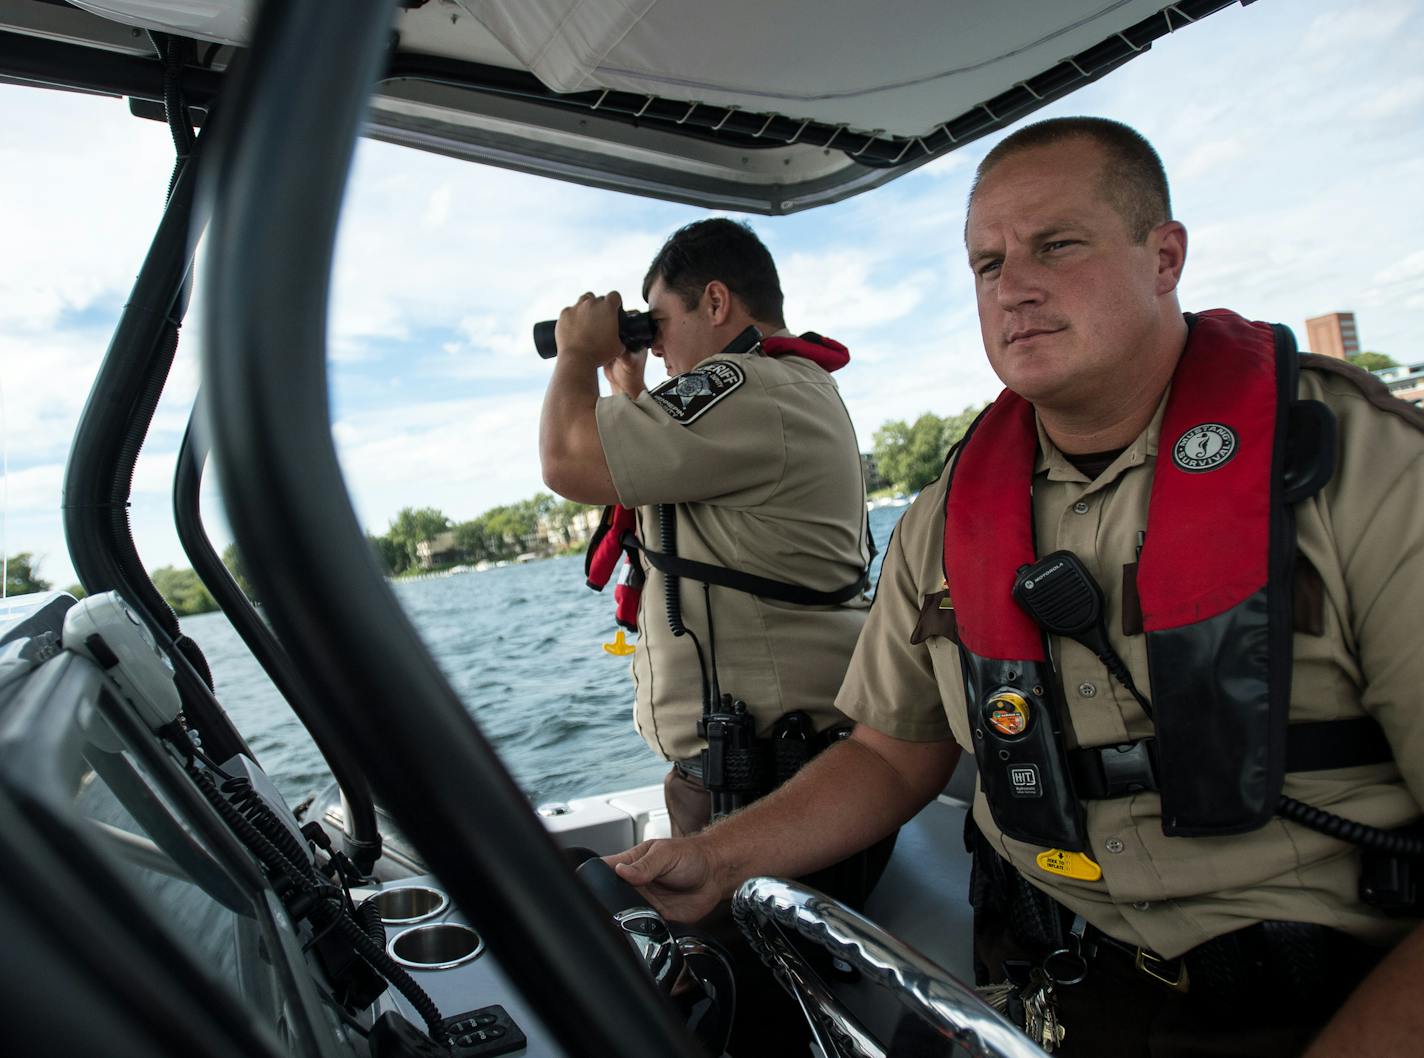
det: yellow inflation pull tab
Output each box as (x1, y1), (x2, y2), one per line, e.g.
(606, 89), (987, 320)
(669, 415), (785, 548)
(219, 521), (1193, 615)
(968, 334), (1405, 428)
(1036, 848), (1103, 881)
(602, 630), (636, 656)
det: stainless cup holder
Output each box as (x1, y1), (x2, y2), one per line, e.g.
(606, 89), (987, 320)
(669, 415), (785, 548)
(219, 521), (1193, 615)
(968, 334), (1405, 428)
(366, 884), (448, 925)
(388, 922), (485, 970)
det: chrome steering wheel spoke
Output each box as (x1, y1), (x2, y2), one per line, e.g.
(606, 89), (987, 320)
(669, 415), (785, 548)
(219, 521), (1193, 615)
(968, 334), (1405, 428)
(732, 877), (1046, 1058)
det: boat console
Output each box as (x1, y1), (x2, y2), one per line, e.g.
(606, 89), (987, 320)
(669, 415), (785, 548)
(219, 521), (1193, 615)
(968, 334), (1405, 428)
(0, 589), (738, 1056)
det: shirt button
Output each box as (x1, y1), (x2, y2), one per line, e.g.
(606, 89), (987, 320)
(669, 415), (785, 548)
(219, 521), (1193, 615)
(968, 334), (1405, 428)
(1133, 901), (1152, 911)
(1072, 500), (1090, 514)
(1105, 838), (1125, 854)
(1078, 681), (1097, 698)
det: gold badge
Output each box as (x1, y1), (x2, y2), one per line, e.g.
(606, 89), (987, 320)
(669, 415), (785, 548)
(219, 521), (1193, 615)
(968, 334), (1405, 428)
(985, 690), (1031, 737)
(1035, 848), (1103, 881)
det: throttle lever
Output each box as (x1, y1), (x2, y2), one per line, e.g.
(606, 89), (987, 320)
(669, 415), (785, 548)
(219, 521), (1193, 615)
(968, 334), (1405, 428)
(567, 847), (683, 992)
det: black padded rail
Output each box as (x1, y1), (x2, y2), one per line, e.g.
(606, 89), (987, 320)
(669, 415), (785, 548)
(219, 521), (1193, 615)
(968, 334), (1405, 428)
(199, 3), (695, 1056)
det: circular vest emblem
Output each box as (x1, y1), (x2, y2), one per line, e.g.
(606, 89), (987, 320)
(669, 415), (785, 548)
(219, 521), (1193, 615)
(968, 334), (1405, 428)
(985, 690), (1031, 738)
(1172, 423), (1237, 473)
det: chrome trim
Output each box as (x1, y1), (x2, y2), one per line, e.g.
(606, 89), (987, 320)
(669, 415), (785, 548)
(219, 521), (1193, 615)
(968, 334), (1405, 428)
(364, 884), (448, 925)
(732, 877), (1043, 1058)
(613, 907), (679, 991)
(387, 922), (485, 970)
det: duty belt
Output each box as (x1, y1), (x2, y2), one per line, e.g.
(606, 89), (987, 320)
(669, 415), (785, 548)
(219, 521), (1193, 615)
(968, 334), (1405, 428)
(1081, 918), (1385, 1012)
(1068, 717), (1394, 800)
(676, 721), (850, 789)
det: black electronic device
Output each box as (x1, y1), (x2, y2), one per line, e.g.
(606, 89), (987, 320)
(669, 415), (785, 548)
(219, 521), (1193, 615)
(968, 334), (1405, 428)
(1012, 550), (1152, 716)
(369, 1006), (525, 1057)
(699, 696), (766, 819)
(533, 308), (657, 358)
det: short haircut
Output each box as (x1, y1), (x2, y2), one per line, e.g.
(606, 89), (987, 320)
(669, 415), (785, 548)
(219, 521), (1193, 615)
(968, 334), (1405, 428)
(968, 117), (1172, 243)
(643, 218), (786, 326)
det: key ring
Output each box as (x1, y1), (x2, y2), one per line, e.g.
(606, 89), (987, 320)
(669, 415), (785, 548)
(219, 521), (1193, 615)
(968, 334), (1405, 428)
(1041, 914), (1093, 986)
(1042, 946), (1087, 986)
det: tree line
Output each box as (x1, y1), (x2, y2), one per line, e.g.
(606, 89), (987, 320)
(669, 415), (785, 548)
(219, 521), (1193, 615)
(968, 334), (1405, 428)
(867, 353), (1402, 494)
(368, 492), (593, 576)
(2, 494), (586, 619)
(871, 405), (986, 494)
(4, 545), (255, 618)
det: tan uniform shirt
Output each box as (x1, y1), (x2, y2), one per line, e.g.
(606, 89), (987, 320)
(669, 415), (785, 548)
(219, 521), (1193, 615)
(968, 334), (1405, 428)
(598, 349), (871, 762)
(838, 363), (1424, 958)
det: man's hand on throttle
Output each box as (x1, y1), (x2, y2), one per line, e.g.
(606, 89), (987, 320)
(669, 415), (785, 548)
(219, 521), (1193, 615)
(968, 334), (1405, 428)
(555, 291), (625, 369)
(605, 838), (729, 923)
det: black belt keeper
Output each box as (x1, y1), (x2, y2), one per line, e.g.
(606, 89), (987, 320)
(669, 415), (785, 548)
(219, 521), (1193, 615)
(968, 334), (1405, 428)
(772, 710), (817, 789)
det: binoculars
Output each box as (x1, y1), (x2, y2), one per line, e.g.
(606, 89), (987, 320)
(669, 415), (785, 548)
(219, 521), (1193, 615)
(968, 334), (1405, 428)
(533, 309), (657, 359)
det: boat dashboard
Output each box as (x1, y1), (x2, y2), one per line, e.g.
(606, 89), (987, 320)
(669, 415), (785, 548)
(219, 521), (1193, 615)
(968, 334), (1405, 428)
(0, 591), (575, 1057)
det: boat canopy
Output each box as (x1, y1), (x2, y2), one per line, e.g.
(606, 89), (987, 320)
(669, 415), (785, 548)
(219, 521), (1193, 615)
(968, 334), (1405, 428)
(7, 0), (1244, 213)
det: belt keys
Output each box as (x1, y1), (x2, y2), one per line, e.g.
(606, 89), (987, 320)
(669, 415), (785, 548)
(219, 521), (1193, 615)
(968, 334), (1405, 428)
(1024, 913), (1097, 1053)
(1020, 967), (1066, 1052)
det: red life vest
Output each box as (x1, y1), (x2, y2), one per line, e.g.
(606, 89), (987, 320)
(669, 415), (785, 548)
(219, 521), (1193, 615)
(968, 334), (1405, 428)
(943, 310), (1338, 843)
(585, 333), (852, 631)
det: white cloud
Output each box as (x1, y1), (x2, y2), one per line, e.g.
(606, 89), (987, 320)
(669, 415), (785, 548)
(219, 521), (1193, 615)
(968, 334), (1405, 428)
(1356, 76), (1424, 121)
(333, 392), (546, 533)
(1301, 4), (1415, 54)
(2, 463), (64, 513)
(4, 0), (1423, 594)
(1176, 136), (1252, 184)
(1368, 250), (1424, 315)
(0, 89), (174, 333)
(780, 250), (934, 340)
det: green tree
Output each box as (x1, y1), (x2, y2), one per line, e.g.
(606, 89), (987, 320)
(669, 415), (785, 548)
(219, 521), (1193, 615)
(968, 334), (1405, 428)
(221, 542), (257, 599)
(452, 519), (495, 564)
(4, 552), (51, 596)
(872, 406), (985, 493)
(482, 502), (537, 559)
(64, 583), (88, 601)
(1348, 351), (1397, 373)
(150, 566), (217, 616)
(385, 506), (452, 571)
(368, 533), (404, 575)
(545, 498), (593, 551)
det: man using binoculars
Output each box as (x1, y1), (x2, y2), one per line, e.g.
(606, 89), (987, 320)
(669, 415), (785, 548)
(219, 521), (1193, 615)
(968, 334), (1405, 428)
(539, 218), (892, 1055)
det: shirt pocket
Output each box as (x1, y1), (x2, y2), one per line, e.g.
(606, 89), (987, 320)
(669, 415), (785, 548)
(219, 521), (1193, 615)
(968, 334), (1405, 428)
(920, 625), (976, 752)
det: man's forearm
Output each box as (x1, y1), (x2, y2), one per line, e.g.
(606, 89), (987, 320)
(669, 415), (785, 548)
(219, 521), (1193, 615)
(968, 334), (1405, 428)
(701, 731), (959, 900)
(539, 355), (615, 503)
(1303, 921), (1424, 1056)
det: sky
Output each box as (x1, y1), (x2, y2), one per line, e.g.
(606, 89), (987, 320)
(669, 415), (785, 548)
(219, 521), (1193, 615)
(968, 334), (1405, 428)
(2, 0), (1422, 591)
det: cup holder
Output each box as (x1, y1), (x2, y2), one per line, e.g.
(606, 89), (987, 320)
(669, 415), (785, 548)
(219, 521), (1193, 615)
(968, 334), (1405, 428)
(388, 922), (485, 970)
(366, 885), (448, 925)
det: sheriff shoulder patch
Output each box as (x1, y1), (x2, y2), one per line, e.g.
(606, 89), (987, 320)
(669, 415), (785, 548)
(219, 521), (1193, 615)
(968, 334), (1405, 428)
(649, 361), (745, 425)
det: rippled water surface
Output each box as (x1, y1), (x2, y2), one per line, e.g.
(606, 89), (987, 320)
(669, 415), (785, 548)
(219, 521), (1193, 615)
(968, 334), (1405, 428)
(194, 505), (908, 805)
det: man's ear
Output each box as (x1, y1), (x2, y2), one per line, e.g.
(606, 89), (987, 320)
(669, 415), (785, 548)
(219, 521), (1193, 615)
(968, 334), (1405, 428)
(1154, 221), (1188, 296)
(703, 280), (734, 325)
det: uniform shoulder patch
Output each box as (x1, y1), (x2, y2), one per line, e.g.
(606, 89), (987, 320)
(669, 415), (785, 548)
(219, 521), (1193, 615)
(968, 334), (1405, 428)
(649, 361), (746, 425)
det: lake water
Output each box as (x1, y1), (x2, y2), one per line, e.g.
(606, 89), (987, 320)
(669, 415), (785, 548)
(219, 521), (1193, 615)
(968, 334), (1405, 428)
(193, 504), (910, 806)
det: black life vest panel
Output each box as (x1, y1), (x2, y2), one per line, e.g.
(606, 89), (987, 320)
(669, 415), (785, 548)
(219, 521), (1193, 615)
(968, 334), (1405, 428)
(943, 309), (1338, 845)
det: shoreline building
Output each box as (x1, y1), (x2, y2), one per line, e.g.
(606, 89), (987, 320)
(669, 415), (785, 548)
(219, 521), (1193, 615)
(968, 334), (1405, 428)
(1374, 363), (1424, 408)
(1305, 312), (1360, 360)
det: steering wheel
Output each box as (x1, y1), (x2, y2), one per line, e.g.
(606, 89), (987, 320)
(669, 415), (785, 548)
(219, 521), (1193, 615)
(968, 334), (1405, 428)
(732, 877), (1046, 1058)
